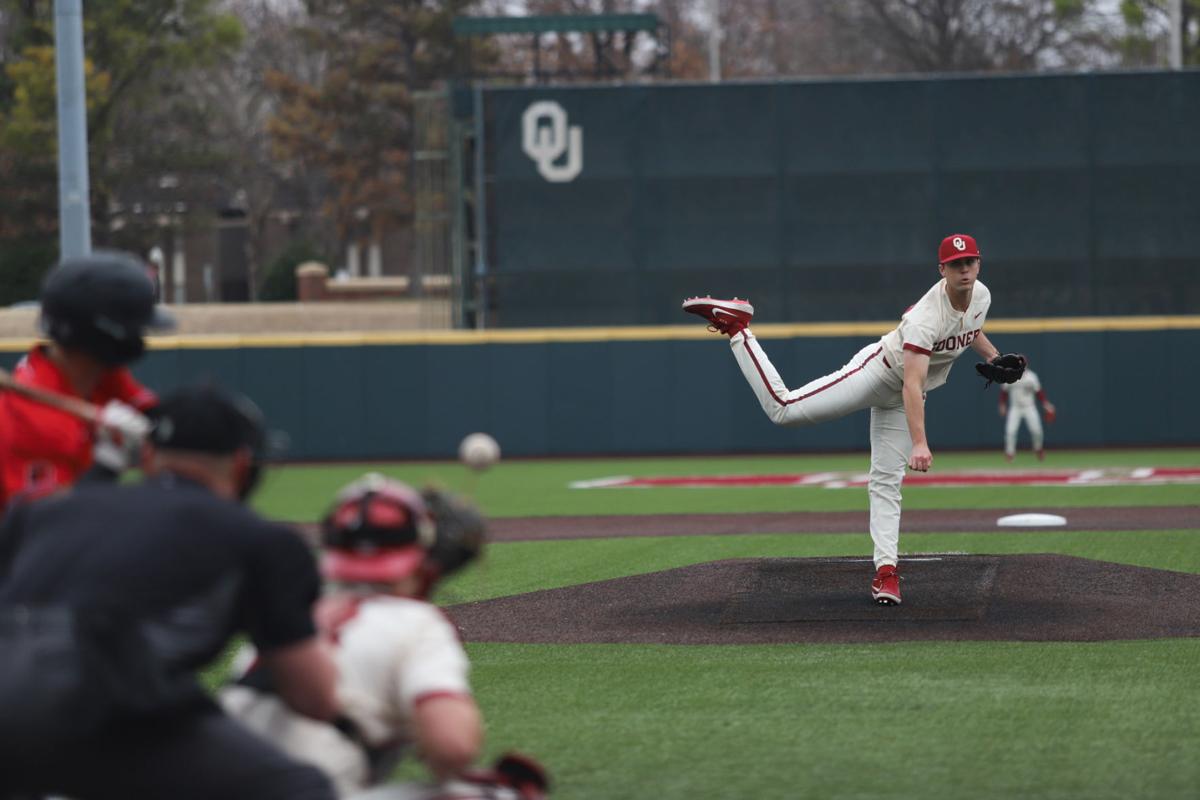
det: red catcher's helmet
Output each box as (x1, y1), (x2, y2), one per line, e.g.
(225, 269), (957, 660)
(938, 234), (980, 264)
(320, 474), (435, 584)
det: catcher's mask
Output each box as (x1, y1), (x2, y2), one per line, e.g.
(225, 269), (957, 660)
(321, 474), (486, 595)
(320, 474), (437, 585)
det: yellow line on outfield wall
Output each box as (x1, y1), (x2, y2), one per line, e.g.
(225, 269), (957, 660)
(0, 315), (1197, 353)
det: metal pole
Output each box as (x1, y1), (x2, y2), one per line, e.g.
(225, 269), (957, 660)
(449, 111), (467, 329)
(54, 0), (92, 257)
(708, 0), (722, 82)
(1169, 0), (1183, 69)
(472, 84), (488, 329)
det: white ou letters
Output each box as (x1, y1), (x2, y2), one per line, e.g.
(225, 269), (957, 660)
(522, 101), (583, 183)
(952, 236), (966, 251)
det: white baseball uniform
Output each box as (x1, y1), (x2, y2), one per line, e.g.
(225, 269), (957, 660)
(1001, 369), (1045, 457)
(221, 595), (472, 797)
(730, 278), (991, 568)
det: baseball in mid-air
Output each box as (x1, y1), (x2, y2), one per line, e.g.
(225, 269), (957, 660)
(459, 432), (500, 471)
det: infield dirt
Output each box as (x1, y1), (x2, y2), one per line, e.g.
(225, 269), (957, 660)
(443, 505), (1199, 645)
(448, 554), (1200, 645)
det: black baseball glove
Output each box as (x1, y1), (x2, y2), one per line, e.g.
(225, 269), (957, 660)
(975, 353), (1027, 387)
(421, 487), (487, 578)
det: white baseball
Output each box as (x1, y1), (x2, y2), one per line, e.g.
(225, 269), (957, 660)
(459, 432), (500, 471)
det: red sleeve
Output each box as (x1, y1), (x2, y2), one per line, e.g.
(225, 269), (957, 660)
(1035, 389), (1047, 403)
(96, 368), (157, 411)
(0, 392), (93, 507)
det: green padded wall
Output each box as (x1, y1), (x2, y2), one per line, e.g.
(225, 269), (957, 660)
(484, 71), (1200, 327)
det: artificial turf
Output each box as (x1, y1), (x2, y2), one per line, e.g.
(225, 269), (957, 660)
(253, 449), (1200, 520)
(465, 639), (1200, 800)
(237, 449), (1199, 799)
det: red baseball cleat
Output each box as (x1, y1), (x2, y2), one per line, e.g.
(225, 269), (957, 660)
(682, 296), (754, 336)
(871, 564), (901, 605)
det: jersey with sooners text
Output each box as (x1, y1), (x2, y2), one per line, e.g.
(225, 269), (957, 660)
(879, 278), (991, 392)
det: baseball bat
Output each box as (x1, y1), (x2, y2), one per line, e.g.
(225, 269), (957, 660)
(0, 366), (100, 424)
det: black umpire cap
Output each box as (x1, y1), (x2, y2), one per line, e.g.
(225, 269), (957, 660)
(147, 384), (268, 455)
(147, 384), (288, 500)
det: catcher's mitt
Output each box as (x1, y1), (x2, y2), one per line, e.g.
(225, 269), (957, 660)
(975, 353), (1026, 387)
(421, 487), (487, 578)
(453, 752), (550, 800)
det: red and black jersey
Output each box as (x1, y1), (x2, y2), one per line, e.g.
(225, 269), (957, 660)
(0, 345), (157, 511)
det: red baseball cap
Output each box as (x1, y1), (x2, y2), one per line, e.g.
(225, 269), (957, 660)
(938, 234), (980, 264)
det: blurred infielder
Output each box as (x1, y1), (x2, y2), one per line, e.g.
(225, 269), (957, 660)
(998, 368), (1056, 461)
(683, 234), (1026, 606)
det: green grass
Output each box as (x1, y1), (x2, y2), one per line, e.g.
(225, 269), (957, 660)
(230, 449), (1200, 799)
(467, 640), (1200, 800)
(254, 448), (1200, 520)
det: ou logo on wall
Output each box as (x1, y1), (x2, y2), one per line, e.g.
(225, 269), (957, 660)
(521, 100), (583, 183)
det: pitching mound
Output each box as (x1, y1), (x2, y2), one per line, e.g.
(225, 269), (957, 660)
(447, 555), (1200, 644)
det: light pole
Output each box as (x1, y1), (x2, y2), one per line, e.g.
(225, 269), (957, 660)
(708, 0), (722, 83)
(54, 0), (92, 257)
(1169, 0), (1183, 69)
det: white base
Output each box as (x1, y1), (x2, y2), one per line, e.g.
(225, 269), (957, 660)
(996, 513), (1067, 527)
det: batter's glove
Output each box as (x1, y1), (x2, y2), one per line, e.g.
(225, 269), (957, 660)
(93, 400), (152, 472)
(975, 353), (1026, 388)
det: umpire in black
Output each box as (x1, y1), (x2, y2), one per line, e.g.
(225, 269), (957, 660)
(0, 384), (338, 799)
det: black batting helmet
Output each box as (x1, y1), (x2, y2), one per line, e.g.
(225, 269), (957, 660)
(321, 474), (485, 594)
(39, 249), (175, 366)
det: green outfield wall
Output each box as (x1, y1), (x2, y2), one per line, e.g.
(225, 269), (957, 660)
(479, 71), (1200, 327)
(3, 320), (1196, 459)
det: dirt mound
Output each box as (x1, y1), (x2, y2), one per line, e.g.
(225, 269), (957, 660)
(447, 554), (1200, 644)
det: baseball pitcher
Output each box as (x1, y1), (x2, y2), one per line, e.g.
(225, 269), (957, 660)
(683, 234), (1025, 605)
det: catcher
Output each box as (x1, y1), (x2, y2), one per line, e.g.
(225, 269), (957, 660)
(683, 234), (1025, 606)
(221, 474), (548, 799)
(999, 367), (1056, 461)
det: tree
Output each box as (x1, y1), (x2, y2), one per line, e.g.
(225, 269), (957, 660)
(182, 0), (329, 298)
(823, 0), (1116, 74)
(0, 0), (242, 304)
(1118, 0), (1200, 66)
(266, 0), (484, 269)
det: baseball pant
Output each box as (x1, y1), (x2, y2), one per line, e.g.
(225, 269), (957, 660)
(1005, 405), (1043, 456)
(730, 331), (910, 568)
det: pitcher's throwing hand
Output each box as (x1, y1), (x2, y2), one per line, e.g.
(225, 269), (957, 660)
(908, 443), (932, 473)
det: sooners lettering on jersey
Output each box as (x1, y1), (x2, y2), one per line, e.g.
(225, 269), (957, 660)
(931, 328), (981, 353)
(878, 278), (991, 392)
